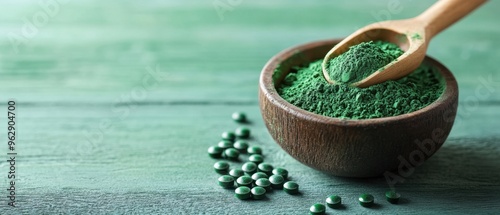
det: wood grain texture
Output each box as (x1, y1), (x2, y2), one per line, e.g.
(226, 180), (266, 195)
(0, 0), (499, 214)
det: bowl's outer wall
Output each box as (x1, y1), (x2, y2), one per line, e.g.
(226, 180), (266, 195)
(259, 39), (458, 177)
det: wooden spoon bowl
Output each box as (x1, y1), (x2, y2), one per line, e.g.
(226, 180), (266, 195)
(322, 0), (486, 88)
(259, 39), (458, 177)
(321, 22), (426, 88)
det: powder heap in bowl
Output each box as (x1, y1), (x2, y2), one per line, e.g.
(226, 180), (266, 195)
(326, 41), (404, 84)
(277, 41), (444, 120)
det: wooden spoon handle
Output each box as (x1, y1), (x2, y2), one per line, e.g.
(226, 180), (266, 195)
(417, 0), (487, 38)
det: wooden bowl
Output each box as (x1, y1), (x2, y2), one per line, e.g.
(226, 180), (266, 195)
(259, 39), (458, 177)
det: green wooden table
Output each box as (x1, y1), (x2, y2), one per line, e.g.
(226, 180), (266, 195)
(1, 0), (499, 214)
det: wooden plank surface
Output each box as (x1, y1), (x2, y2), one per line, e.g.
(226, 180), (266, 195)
(0, 0), (499, 214)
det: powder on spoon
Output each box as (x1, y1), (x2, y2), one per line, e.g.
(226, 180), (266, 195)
(277, 55), (444, 120)
(326, 41), (404, 84)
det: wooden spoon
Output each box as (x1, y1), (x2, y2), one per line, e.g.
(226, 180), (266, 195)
(322, 0), (487, 88)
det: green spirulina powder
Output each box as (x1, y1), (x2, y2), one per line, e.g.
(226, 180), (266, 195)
(277, 42), (444, 120)
(327, 41), (404, 84)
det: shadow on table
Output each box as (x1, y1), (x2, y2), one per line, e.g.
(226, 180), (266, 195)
(321, 138), (500, 205)
(410, 137), (500, 185)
